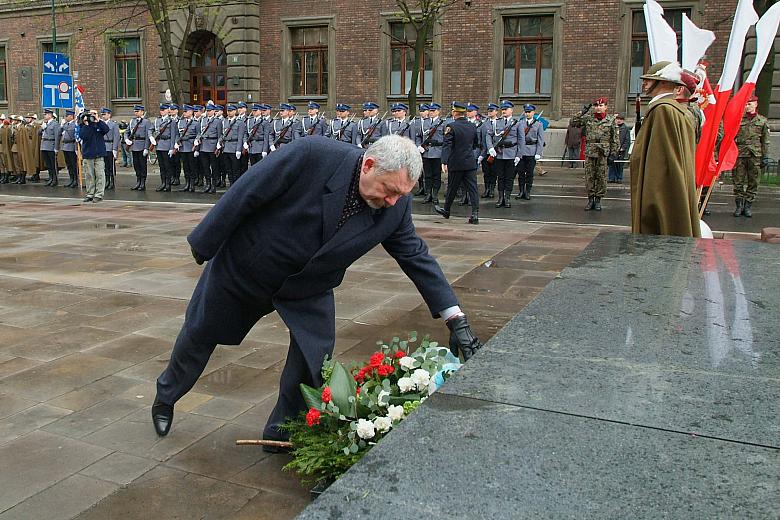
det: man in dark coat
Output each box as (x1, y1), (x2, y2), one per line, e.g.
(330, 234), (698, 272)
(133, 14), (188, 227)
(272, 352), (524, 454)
(153, 135), (483, 445)
(434, 102), (481, 224)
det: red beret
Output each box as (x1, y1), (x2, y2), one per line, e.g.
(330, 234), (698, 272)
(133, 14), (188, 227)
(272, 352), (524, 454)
(748, 95), (759, 103)
(594, 97), (608, 105)
(680, 71), (700, 94)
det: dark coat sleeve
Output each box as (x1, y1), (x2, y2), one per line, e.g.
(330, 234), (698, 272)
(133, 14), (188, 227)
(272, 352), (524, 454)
(188, 138), (311, 259)
(441, 123), (454, 165)
(381, 197), (458, 317)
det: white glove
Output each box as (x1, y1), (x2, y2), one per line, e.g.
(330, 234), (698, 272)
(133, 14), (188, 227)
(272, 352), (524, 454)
(216, 142), (223, 150)
(242, 142), (249, 150)
(513, 157), (520, 166)
(535, 154), (541, 160)
(149, 136), (157, 146)
(270, 144), (276, 152)
(193, 139), (200, 147)
(41, 121), (48, 129)
(488, 147), (497, 157)
(235, 151), (241, 159)
(193, 151), (199, 158)
(477, 155), (483, 165)
(143, 149), (149, 157)
(112, 150), (117, 159)
(125, 139), (132, 146)
(54, 149), (59, 154)
(168, 149), (174, 158)
(174, 143), (180, 150)
(417, 145), (426, 154)
(261, 151), (267, 158)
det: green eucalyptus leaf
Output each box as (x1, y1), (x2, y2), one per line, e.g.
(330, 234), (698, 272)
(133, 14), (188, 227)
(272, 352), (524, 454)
(329, 362), (357, 418)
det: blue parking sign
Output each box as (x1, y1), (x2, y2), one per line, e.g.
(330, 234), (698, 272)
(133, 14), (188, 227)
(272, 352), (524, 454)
(42, 73), (74, 109)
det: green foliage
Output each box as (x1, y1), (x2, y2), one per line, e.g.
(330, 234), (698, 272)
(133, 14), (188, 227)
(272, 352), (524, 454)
(329, 362), (356, 417)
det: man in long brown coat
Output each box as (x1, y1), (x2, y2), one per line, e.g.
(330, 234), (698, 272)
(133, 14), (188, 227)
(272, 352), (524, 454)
(630, 61), (700, 238)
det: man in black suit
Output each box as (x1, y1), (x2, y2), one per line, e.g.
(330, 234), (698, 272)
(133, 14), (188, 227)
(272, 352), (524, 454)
(152, 135), (483, 445)
(434, 102), (481, 224)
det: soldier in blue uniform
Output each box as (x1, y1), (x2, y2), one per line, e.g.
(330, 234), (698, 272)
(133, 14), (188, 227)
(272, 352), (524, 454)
(434, 102), (481, 224)
(326, 103), (355, 144)
(174, 104), (198, 192)
(220, 104), (248, 186)
(417, 102), (445, 204)
(386, 103), (413, 139)
(39, 109), (61, 186)
(269, 103), (302, 151)
(258, 103), (274, 157)
(152, 103), (174, 192)
(411, 104), (430, 197)
(355, 102), (386, 148)
(100, 108), (120, 190)
(236, 101), (250, 174)
(60, 109), (79, 188)
(196, 103), (222, 194)
(302, 101), (327, 137)
(191, 105), (205, 187)
(126, 105), (152, 191)
(479, 103), (499, 198)
(246, 103), (267, 165)
(514, 104), (545, 201)
(168, 104), (182, 186)
(486, 101), (520, 208)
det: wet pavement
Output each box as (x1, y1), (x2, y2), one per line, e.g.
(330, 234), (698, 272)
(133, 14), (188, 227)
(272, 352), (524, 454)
(1, 164), (777, 234)
(0, 195), (603, 519)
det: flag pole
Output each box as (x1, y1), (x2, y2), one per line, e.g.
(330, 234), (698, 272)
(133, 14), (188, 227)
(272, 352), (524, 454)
(698, 183), (715, 218)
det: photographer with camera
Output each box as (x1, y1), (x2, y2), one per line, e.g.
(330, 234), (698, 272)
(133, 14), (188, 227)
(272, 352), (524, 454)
(79, 109), (110, 202)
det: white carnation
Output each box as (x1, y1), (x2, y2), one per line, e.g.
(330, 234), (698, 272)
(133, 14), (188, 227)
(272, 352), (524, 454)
(387, 405), (404, 422)
(377, 390), (390, 407)
(398, 377), (415, 393)
(399, 356), (416, 370)
(373, 416), (392, 433)
(356, 418), (375, 439)
(411, 369), (431, 391)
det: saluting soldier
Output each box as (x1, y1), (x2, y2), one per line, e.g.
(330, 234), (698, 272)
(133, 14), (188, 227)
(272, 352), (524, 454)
(732, 95), (770, 218)
(387, 103), (413, 139)
(196, 103), (221, 194)
(416, 102), (446, 204)
(269, 103), (302, 151)
(174, 104), (198, 192)
(572, 96), (619, 211)
(246, 103), (267, 165)
(126, 105), (152, 191)
(514, 104), (545, 201)
(301, 101), (327, 137)
(434, 102), (482, 224)
(354, 102), (386, 148)
(100, 108), (120, 190)
(220, 104), (248, 186)
(326, 103), (355, 144)
(39, 109), (61, 186)
(152, 103), (175, 192)
(59, 109), (79, 188)
(486, 101), (520, 208)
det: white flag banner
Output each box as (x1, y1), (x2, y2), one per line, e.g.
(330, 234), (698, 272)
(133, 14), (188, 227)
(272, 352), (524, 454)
(718, 0), (759, 89)
(744, 2), (780, 83)
(682, 14), (715, 70)
(644, 0), (678, 63)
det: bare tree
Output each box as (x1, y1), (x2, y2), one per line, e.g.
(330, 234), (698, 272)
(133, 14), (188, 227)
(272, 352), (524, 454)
(394, 0), (458, 115)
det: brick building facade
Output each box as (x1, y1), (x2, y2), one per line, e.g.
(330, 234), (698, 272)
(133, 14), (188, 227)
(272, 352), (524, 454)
(0, 0), (777, 125)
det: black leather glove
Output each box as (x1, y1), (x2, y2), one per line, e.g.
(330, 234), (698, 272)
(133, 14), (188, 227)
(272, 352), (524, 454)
(191, 246), (207, 265)
(582, 103), (593, 114)
(446, 314), (483, 362)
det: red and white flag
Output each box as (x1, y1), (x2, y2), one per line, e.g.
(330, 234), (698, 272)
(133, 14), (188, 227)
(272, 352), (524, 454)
(644, 0), (679, 63)
(695, 0), (758, 188)
(682, 14), (715, 71)
(717, 2), (780, 174)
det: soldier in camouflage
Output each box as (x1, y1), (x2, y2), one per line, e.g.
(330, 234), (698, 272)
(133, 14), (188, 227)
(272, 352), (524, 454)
(732, 95), (770, 218)
(571, 96), (619, 211)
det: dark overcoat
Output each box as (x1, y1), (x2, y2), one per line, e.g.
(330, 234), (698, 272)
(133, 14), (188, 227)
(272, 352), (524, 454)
(187, 136), (458, 377)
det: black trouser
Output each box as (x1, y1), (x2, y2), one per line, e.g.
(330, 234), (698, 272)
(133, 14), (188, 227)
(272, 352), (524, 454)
(219, 153), (230, 183)
(200, 152), (218, 183)
(493, 158), (515, 193)
(103, 152), (114, 183)
(443, 169), (479, 214)
(157, 150), (172, 183)
(482, 159), (496, 191)
(240, 151), (249, 174)
(180, 152), (194, 181)
(422, 157), (442, 192)
(132, 150), (148, 179)
(249, 153), (263, 166)
(225, 153), (241, 185)
(42, 150), (57, 180)
(172, 152), (181, 182)
(64, 150), (78, 180)
(516, 156), (536, 189)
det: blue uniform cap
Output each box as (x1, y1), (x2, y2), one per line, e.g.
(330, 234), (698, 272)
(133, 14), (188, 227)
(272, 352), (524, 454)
(467, 103), (479, 111)
(100, 107), (112, 114)
(159, 103), (170, 110)
(451, 102), (467, 112)
(428, 102), (442, 110)
(419, 104), (430, 111)
(182, 104), (194, 111)
(362, 102), (379, 110)
(169, 103), (179, 110)
(226, 104), (237, 111)
(336, 103), (351, 111)
(193, 105), (204, 111)
(260, 103), (272, 110)
(487, 103), (500, 111)
(205, 103), (216, 110)
(44, 108), (55, 115)
(133, 104), (145, 111)
(237, 101), (247, 108)
(500, 100), (514, 109)
(65, 109), (75, 115)
(391, 102), (408, 111)
(523, 104), (536, 112)
(307, 101), (320, 109)
(214, 105), (224, 111)
(252, 103), (263, 110)
(279, 103), (294, 111)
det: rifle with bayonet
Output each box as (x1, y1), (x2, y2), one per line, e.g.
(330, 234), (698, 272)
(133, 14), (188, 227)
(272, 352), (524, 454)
(486, 118), (518, 165)
(419, 117), (446, 152)
(149, 117), (173, 153)
(359, 111), (388, 148)
(333, 115), (355, 142)
(171, 117), (194, 156)
(272, 115), (298, 148)
(305, 113), (325, 136)
(215, 117), (237, 158)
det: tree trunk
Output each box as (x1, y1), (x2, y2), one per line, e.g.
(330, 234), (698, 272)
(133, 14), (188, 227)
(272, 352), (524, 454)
(148, 0), (183, 104)
(407, 21), (430, 118)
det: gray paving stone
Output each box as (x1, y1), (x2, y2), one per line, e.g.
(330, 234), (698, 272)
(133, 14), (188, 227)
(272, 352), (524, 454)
(0, 474), (118, 520)
(79, 452), (158, 485)
(0, 403), (73, 445)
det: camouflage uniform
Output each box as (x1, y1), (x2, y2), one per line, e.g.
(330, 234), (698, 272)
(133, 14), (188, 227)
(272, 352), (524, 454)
(572, 107), (618, 199)
(732, 112), (770, 205)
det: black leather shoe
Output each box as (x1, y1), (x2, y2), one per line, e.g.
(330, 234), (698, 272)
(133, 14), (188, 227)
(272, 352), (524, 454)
(152, 399), (174, 436)
(468, 215), (479, 225)
(433, 205), (450, 219)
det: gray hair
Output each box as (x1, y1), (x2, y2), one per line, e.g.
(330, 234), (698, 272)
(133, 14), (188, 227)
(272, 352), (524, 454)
(365, 135), (422, 182)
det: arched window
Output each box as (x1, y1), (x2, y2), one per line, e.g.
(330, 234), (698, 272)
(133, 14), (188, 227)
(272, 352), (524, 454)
(189, 34), (227, 105)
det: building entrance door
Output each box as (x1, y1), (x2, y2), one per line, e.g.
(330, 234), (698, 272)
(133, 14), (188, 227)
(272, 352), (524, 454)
(189, 34), (227, 107)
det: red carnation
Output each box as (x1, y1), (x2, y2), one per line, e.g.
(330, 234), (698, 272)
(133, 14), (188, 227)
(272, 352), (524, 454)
(356, 386), (361, 395)
(305, 408), (321, 427)
(394, 351), (406, 359)
(369, 352), (385, 368)
(321, 387), (332, 403)
(377, 364), (395, 377)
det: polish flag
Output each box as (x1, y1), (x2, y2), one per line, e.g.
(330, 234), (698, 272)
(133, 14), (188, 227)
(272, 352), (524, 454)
(644, 0), (679, 63)
(716, 2), (780, 174)
(682, 14), (715, 71)
(695, 0), (758, 188)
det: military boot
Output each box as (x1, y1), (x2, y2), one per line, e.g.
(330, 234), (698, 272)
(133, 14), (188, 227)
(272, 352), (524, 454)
(585, 196), (595, 211)
(16, 174), (26, 184)
(468, 211), (479, 225)
(106, 173), (114, 190)
(50, 172), (58, 187)
(503, 190), (512, 208)
(594, 196), (602, 211)
(138, 175), (147, 191)
(733, 198), (744, 217)
(487, 185), (495, 198)
(495, 191), (505, 208)
(514, 180), (523, 199)
(30, 173), (40, 183)
(743, 201), (752, 218)
(0, 173), (7, 183)
(522, 184), (532, 200)
(177, 178), (192, 192)
(130, 175), (140, 191)
(155, 173), (166, 192)
(432, 189), (440, 205)
(423, 191), (434, 204)
(162, 176), (171, 192)
(199, 179), (211, 194)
